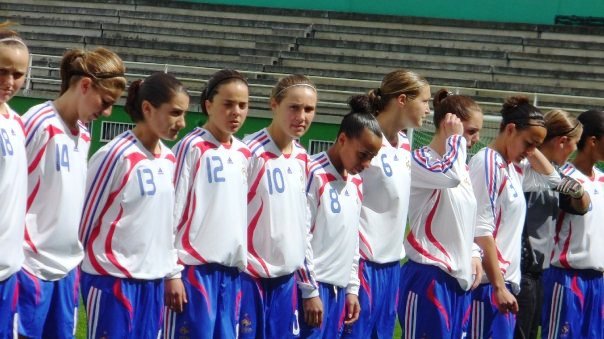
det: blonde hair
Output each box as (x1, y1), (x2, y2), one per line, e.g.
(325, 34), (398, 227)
(543, 109), (583, 142)
(0, 21), (27, 49)
(59, 47), (126, 95)
(270, 74), (316, 104)
(367, 69), (429, 115)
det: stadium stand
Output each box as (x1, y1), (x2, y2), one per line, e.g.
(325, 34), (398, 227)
(2, 0), (604, 123)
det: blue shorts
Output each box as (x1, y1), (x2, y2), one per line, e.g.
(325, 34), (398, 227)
(397, 261), (471, 339)
(238, 272), (299, 338)
(164, 264), (241, 339)
(342, 259), (400, 339)
(469, 282), (516, 339)
(542, 266), (604, 339)
(81, 272), (164, 339)
(0, 274), (18, 338)
(17, 268), (79, 339)
(298, 282), (346, 338)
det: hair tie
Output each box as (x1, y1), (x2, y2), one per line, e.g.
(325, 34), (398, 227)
(0, 37), (27, 48)
(273, 83), (316, 99)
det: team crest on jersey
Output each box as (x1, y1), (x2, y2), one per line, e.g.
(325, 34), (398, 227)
(559, 322), (570, 337)
(240, 313), (253, 334)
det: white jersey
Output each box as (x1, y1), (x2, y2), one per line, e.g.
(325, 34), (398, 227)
(80, 130), (180, 280)
(406, 135), (478, 291)
(23, 101), (89, 281)
(297, 152), (362, 298)
(244, 129), (308, 278)
(470, 147), (559, 291)
(0, 104), (27, 281)
(550, 163), (604, 271)
(358, 131), (411, 263)
(172, 127), (250, 269)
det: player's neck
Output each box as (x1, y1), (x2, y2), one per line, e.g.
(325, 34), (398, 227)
(327, 146), (347, 178)
(53, 93), (80, 130)
(203, 122), (231, 145)
(377, 114), (399, 147)
(132, 124), (161, 156)
(267, 123), (293, 154)
(490, 136), (511, 163)
(572, 150), (595, 179)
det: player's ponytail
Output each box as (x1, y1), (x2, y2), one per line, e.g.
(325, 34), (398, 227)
(368, 69), (429, 116)
(432, 88), (481, 129)
(125, 72), (189, 123)
(499, 95), (544, 132)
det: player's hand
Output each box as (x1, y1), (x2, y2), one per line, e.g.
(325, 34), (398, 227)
(441, 113), (464, 137)
(493, 286), (518, 314)
(164, 278), (188, 313)
(470, 257), (483, 290)
(555, 176), (584, 199)
(303, 296), (323, 328)
(344, 293), (361, 325)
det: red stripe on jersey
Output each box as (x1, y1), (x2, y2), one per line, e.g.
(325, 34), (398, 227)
(180, 190), (208, 264)
(351, 177), (363, 201)
(24, 227), (38, 254)
(188, 267), (212, 313)
(112, 279), (134, 317)
(493, 209), (502, 238)
(247, 152), (278, 203)
(401, 143), (411, 151)
(27, 125), (64, 174)
(427, 280), (450, 330)
(358, 232), (374, 258)
(24, 107), (53, 135)
(80, 135), (135, 237)
(406, 231), (452, 272)
(237, 147), (251, 159)
(317, 173), (337, 197)
(27, 178), (40, 211)
(424, 190), (452, 261)
(165, 154), (176, 163)
(513, 163), (523, 175)
(296, 153), (309, 176)
(497, 176), (508, 197)
(246, 133), (268, 150)
(247, 200), (271, 277)
(105, 206), (132, 278)
(551, 211), (566, 262)
(559, 221), (573, 269)
(14, 114), (25, 135)
(85, 222), (110, 275)
(81, 133), (91, 143)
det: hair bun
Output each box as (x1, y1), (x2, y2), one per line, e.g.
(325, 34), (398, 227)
(348, 94), (372, 114)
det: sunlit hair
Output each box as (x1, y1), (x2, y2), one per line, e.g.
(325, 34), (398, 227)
(59, 47), (127, 95)
(367, 69), (429, 115)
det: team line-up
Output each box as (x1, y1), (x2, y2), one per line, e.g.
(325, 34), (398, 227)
(1, 25), (603, 339)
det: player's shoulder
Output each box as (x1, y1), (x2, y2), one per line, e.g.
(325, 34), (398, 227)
(244, 129), (271, 155)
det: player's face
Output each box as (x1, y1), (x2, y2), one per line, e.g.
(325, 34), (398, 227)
(400, 85), (431, 129)
(462, 109), (483, 149)
(205, 81), (249, 136)
(271, 86), (316, 138)
(0, 45), (29, 106)
(340, 129), (382, 175)
(78, 78), (123, 123)
(144, 91), (189, 141)
(506, 124), (546, 163)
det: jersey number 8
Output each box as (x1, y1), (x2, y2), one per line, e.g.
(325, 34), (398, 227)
(0, 128), (13, 156)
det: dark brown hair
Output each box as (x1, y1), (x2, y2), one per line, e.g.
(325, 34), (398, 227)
(125, 72), (189, 122)
(499, 95), (544, 132)
(200, 69), (248, 115)
(432, 88), (482, 128)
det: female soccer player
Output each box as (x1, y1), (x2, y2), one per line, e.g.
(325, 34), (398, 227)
(516, 109), (588, 339)
(165, 69), (250, 338)
(79, 72), (188, 338)
(297, 96), (382, 338)
(542, 109), (604, 339)
(343, 69), (431, 339)
(468, 96), (560, 338)
(0, 23), (28, 337)
(239, 74), (317, 338)
(19, 47), (126, 338)
(398, 89), (484, 338)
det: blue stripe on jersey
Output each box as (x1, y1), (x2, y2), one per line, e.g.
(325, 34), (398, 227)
(245, 130), (268, 151)
(251, 138), (270, 154)
(80, 132), (137, 246)
(24, 103), (54, 146)
(484, 149), (498, 218)
(560, 163), (575, 177)
(412, 136), (460, 173)
(173, 128), (206, 186)
(306, 154), (329, 193)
